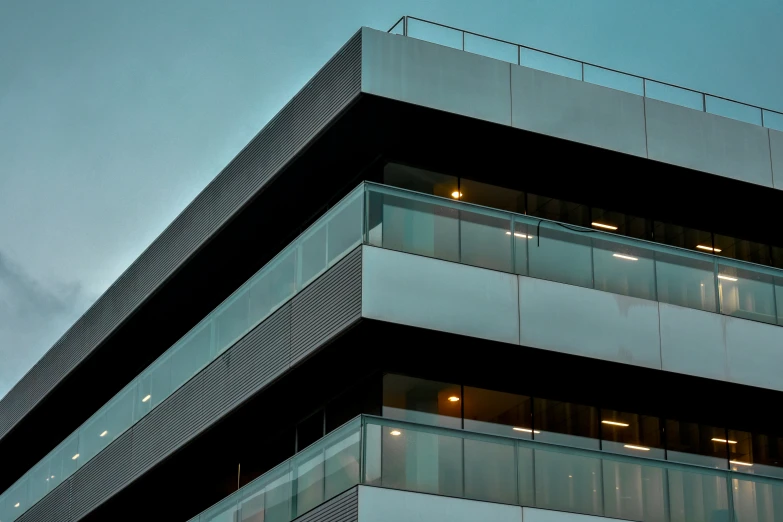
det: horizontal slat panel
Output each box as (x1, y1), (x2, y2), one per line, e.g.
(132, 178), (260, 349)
(291, 247), (362, 366)
(70, 433), (133, 521)
(294, 487), (358, 522)
(16, 480), (70, 522)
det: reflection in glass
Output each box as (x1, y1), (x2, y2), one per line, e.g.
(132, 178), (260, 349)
(459, 209), (513, 272)
(214, 290), (250, 354)
(382, 374), (461, 429)
(592, 240), (656, 300)
(298, 223), (327, 288)
(732, 476), (783, 522)
(655, 252), (717, 312)
(513, 219), (532, 276)
(602, 459), (668, 522)
(528, 222), (593, 289)
(464, 438), (517, 504)
(459, 178), (525, 213)
(463, 386), (532, 438)
(668, 469), (730, 522)
(718, 264), (777, 324)
(534, 399), (600, 450)
(383, 163), (458, 199)
(534, 448), (603, 515)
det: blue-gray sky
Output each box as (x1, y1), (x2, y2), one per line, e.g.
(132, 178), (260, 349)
(0, 0), (780, 399)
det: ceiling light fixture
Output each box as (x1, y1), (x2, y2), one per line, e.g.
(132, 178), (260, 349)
(100, 430), (108, 437)
(451, 191), (462, 199)
(624, 445), (651, 451)
(613, 253), (638, 261)
(602, 420), (630, 427)
(72, 454), (79, 460)
(447, 396), (460, 402)
(696, 245), (722, 253)
(14, 502), (20, 508)
(592, 222), (618, 231)
(513, 427), (541, 433)
(731, 460), (753, 467)
(718, 275), (738, 282)
(142, 394), (151, 403)
(711, 438), (738, 444)
(390, 430), (402, 436)
(506, 231), (534, 239)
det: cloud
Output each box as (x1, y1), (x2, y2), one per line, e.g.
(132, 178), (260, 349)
(0, 251), (95, 399)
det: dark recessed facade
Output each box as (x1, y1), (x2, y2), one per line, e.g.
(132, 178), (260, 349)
(3, 18), (783, 522)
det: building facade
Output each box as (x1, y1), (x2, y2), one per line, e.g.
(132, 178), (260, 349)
(2, 18), (783, 522)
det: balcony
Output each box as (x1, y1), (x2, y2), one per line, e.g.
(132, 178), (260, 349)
(189, 415), (783, 522)
(4, 182), (783, 521)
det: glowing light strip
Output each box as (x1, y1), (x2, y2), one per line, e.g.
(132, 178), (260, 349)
(696, 245), (722, 253)
(718, 275), (738, 282)
(505, 231), (534, 238)
(602, 420), (630, 427)
(592, 222), (618, 231)
(731, 460), (753, 466)
(711, 438), (738, 444)
(613, 253), (638, 261)
(624, 445), (651, 451)
(513, 427), (541, 433)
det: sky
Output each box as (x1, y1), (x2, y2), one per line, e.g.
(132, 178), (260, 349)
(0, 0), (781, 399)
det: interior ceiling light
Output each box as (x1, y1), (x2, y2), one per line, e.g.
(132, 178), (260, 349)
(14, 503), (20, 508)
(718, 275), (738, 282)
(451, 191), (462, 199)
(711, 438), (738, 444)
(506, 231), (534, 239)
(513, 427), (541, 433)
(72, 454), (80, 460)
(100, 430), (108, 437)
(390, 430), (402, 436)
(447, 396), (460, 402)
(142, 394), (151, 403)
(624, 445), (651, 451)
(613, 253), (638, 261)
(696, 245), (722, 253)
(731, 460), (753, 466)
(592, 222), (618, 231)
(602, 420), (630, 427)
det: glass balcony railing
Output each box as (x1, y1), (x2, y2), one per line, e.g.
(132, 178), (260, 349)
(388, 16), (783, 132)
(190, 415), (783, 522)
(4, 181), (783, 520)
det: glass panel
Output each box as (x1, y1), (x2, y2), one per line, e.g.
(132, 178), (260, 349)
(298, 222), (327, 289)
(668, 468), (730, 522)
(602, 458), (668, 522)
(666, 419), (729, 468)
(583, 65), (643, 96)
(238, 463), (293, 522)
(406, 18), (463, 50)
(718, 263), (777, 324)
(379, 423), (463, 497)
(293, 444), (324, 517)
(644, 80), (704, 111)
(28, 458), (50, 506)
(369, 190), (459, 263)
(5, 480), (28, 520)
(520, 48), (582, 80)
(528, 222), (593, 289)
(170, 322), (213, 389)
(729, 429), (755, 471)
(323, 423), (361, 499)
(715, 235), (773, 266)
(733, 476), (783, 522)
(382, 374), (461, 429)
(248, 249), (297, 324)
(740, 432), (783, 480)
(601, 409), (665, 460)
(592, 238), (656, 300)
(364, 423), (382, 486)
(591, 208), (651, 241)
(48, 433), (79, 490)
(655, 251), (717, 312)
(534, 447), (603, 516)
(706, 96), (762, 126)
(326, 191), (363, 266)
(654, 221), (713, 253)
(534, 398), (600, 450)
(214, 289), (250, 354)
(79, 387), (134, 464)
(464, 437), (517, 504)
(202, 495), (239, 522)
(528, 193), (589, 226)
(518, 445), (536, 506)
(777, 284), (783, 326)
(463, 386), (533, 439)
(513, 218), (532, 276)
(764, 110), (783, 132)
(463, 33), (517, 63)
(459, 208), (513, 272)
(135, 355), (171, 418)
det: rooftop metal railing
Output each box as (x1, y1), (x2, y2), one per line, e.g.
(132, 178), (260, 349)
(388, 16), (783, 131)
